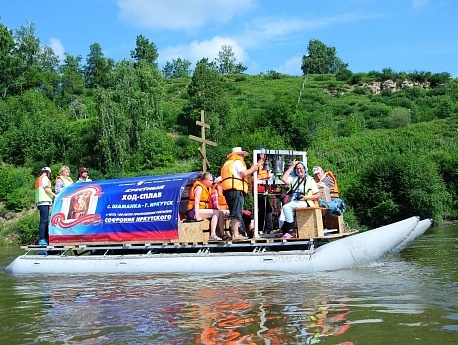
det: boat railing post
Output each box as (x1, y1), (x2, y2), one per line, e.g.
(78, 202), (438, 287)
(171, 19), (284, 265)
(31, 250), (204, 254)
(253, 149), (260, 238)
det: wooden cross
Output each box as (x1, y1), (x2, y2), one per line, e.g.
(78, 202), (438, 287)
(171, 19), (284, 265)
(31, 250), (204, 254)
(189, 110), (217, 172)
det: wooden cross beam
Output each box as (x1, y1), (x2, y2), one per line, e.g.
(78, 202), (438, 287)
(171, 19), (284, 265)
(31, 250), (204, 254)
(189, 110), (217, 172)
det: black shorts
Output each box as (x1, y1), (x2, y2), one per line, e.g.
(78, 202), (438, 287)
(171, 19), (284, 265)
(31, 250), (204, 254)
(223, 189), (245, 220)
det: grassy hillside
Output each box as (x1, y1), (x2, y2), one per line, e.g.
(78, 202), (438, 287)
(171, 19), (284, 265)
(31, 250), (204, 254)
(161, 72), (458, 226)
(1, 70), (457, 244)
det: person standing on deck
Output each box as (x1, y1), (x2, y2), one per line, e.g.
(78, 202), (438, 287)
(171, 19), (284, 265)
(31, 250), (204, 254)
(77, 167), (92, 182)
(220, 147), (260, 240)
(35, 167), (56, 245)
(55, 165), (74, 194)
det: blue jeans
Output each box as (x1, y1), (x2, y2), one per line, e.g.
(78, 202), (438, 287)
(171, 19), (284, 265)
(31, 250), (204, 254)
(38, 204), (50, 241)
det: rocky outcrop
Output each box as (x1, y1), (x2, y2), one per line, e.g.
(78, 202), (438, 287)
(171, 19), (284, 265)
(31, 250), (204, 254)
(362, 80), (431, 94)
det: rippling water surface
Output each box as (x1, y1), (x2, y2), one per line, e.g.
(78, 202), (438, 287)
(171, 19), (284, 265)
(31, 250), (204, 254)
(1, 225), (457, 344)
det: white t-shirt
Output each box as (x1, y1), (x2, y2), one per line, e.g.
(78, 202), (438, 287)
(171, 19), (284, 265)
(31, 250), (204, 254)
(286, 175), (319, 200)
(231, 159), (246, 179)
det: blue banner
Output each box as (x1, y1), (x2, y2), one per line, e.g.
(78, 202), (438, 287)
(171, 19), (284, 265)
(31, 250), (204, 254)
(49, 172), (199, 243)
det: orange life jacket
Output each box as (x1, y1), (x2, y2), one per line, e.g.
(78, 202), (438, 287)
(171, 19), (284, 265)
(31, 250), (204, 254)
(221, 155), (249, 194)
(212, 183), (229, 210)
(256, 168), (270, 192)
(325, 171), (339, 197)
(187, 180), (211, 211)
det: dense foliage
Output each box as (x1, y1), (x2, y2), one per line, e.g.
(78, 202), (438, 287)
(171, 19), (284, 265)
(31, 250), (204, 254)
(1, 20), (457, 244)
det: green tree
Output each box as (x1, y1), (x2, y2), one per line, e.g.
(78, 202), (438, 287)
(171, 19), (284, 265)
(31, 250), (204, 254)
(0, 90), (59, 165)
(162, 57), (192, 78)
(7, 22), (42, 95)
(301, 39), (348, 75)
(36, 45), (60, 98)
(59, 53), (85, 104)
(216, 45), (247, 74)
(178, 58), (228, 142)
(137, 127), (177, 169)
(93, 60), (164, 173)
(0, 23), (19, 98)
(95, 88), (131, 173)
(83, 43), (114, 88)
(346, 154), (448, 227)
(130, 34), (158, 67)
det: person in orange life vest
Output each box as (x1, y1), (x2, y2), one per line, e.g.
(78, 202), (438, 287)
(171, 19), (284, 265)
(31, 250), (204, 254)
(220, 147), (261, 240)
(55, 165), (74, 194)
(279, 160), (320, 236)
(312, 166), (339, 198)
(210, 176), (230, 216)
(212, 176), (254, 238)
(255, 148), (274, 234)
(187, 172), (225, 241)
(34, 167), (57, 245)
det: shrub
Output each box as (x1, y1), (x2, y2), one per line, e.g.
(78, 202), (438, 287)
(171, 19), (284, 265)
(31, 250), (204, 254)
(335, 68), (353, 82)
(6, 188), (34, 211)
(0, 166), (34, 202)
(175, 136), (200, 160)
(383, 108), (411, 129)
(138, 128), (178, 169)
(353, 86), (368, 95)
(346, 154), (448, 227)
(16, 212), (40, 245)
(265, 70), (282, 79)
(1, 212), (40, 245)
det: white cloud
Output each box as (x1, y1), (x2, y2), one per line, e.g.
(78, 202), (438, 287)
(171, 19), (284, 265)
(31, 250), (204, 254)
(238, 13), (380, 49)
(117, 0), (255, 31)
(49, 38), (65, 61)
(160, 36), (248, 66)
(276, 56), (303, 76)
(411, 0), (428, 10)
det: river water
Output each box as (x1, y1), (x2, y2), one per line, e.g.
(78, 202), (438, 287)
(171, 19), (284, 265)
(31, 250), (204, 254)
(0, 224), (457, 345)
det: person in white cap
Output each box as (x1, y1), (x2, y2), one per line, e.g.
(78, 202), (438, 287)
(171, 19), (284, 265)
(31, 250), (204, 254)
(34, 167), (56, 245)
(220, 147), (261, 240)
(312, 166), (339, 197)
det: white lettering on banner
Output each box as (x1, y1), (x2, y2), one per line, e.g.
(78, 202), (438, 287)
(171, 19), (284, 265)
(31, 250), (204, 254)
(139, 192), (162, 199)
(121, 194), (138, 201)
(124, 184), (166, 192)
(144, 201), (173, 207)
(111, 204), (142, 209)
(135, 215), (172, 222)
(121, 192), (164, 201)
(105, 217), (136, 223)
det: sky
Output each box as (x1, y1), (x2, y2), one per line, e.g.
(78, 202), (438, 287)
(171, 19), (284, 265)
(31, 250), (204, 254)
(1, 0), (457, 77)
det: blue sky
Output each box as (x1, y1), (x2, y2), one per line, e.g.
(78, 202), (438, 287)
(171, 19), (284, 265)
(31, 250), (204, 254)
(1, 0), (457, 77)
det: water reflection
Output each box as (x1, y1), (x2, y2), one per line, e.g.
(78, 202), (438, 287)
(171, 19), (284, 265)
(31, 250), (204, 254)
(1, 225), (457, 344)
(9, 274), (357, 344)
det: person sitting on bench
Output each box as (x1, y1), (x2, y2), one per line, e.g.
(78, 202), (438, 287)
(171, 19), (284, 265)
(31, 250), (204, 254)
(278, 161), (320, 237)
(187, 172), (226, 241)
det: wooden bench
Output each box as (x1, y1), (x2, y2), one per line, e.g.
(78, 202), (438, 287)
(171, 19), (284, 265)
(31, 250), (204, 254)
(295, 207), (345, 238)
(178, 220), (210, 242)
(178, 218), (233, 243)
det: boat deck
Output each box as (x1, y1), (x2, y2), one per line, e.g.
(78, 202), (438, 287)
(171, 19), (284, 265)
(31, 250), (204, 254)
(21, 230), (358, 257)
